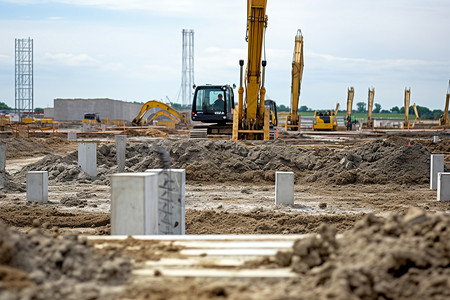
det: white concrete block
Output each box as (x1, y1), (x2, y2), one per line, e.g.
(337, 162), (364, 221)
(111, 173), (159, 235)
(146, 169), (186, 235)
(67, 132), (77, 141)
(78, 142), (97, 177)
(430, 154), (444, 190)
(115, 135), (127, 173)
(26, 171), (48, 203)
(81, 123), (87, 132)
(275, 172), (294, 206)
(433, 136), (439, 143)
(101, 124), (106, 132)
(437, 172), (450, 201)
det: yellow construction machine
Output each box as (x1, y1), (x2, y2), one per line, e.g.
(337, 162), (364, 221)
(346, 87), (354, 121)
(232, 0), (274, 140)
(132, 100), (185, 126)
(366, 88), (375, 128)
(403, 88), (411, 129)
(82, 113), (100, 124)
(439, 80), (450, 126)
(312, 109), (337, 131)
(285, 30), (304, 131)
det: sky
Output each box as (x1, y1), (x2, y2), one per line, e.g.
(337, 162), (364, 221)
(0, 0), (449, 110)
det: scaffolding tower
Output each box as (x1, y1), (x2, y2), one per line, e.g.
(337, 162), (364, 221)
(181, 29), (194, 107)
(15, 38), (34, 118)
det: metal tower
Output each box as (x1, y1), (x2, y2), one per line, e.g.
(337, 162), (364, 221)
(181, 29), (194, 107)
(15, 38), (34, 118)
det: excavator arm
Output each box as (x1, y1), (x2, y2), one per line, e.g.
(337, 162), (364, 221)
(132, 100), (184, 126)
(367, 88), (375, 128)
(403, 88), (411, 128)
(286, 29), (304, 130)
(346, 87), (354, 121)
(440, 80), (450, 126)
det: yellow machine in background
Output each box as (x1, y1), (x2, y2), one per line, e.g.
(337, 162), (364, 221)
(403, 88), (411, 128)
(439, 80), (450, 126)
(367, 88), (375, 128)
(285, 30), (304, 131)
(346, 87), (354, 121)
(132, 100), (185, 126)
(313, 109), (337, 131)
(233, 0), (273, 140)
(82, 113), (100, 124)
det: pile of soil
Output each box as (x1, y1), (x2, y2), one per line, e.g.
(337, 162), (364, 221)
(0, 221), (130, 299)
(125, 128), (168, 137)
(1, 137), (71, 159)
(7, 138), (431, 186)
(279, 208), (450, 299)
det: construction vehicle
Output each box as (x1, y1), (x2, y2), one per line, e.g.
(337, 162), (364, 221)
(232, 0), (274, 140)
(285, 30), (304, 131)
(439, 80), (450, 126)
(83, 113), (100, 123)
(132, 100), (185, 126)
(346, 87), (354, 121)
(367, 88), (375, 128)
(312, 109), (338, 131)
(403, 88), (411, 129)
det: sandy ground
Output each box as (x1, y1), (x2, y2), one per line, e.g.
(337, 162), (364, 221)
(1, 131), (450, 299)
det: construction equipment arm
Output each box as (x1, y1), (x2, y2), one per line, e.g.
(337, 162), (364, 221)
(132, 100), (184, 125)
(290, 29), (304, 125)
(367, 88), (375, 127)
(404, 88), (411, 127)
(346, 87), (354, 120)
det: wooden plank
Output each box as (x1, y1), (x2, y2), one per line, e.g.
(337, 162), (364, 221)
(180, 248), (279, 256)
(87, 234), (312, 242)
(171, 241), (294, 249)
(144, 257), (248, 267)
(133, 268), (297, 278)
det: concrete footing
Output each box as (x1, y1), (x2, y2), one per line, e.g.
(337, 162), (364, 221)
(146, 169), (186, 235)
(67, 132), (77, 141)
(115, 135), (127, 173)
(111, 173), (159, 235)
(78, 142), (97, 177)
(0, 142), (5, 189)
(26, 171), (48, 203)
(437, 172), (450, 201)
(430, 154), (444, 190)
(81, 123), (87, 133)
(275, 172), (294, 206)
(101, 124), (106, 132)
(433, 136), (439, 144)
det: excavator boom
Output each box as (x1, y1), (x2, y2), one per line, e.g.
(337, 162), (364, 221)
(367, 88), (375, 128)
(289, 30), (304, 128)
(132, 100), (184, 126)
(404, 88), (411, 128)
(346, 87), (354, 120)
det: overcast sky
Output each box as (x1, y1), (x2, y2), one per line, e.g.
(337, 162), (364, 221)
(0, 0), (449, 110)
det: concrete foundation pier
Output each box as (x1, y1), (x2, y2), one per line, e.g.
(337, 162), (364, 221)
(115, 135), (127, 173)
(0, 142), (5, 189)
(430, 154), (444, 190)
(437, 172), (450, 201)
(26, 171), (48, 203)
(81, 123), (87, 133)
(146, 169), (186, 235)
(78, 142), (97, 177)
(101, 124), (106, 132)
(275, 172), (294, 206)
(67, 132), (77, 141)
(111, 173), (159, 235)
(433, 136), (439, 144)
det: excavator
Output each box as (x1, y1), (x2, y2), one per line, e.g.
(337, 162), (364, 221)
(132, 100), (185, 126)
(366, 88), (375, 128)
(439, 80), (450, 126)
(285, 30), (304, 131)
(232, 0), (274, 140)
(312, 104), (339, 131)
(346, 87), (354, 122)
(403, 88), (411, 129)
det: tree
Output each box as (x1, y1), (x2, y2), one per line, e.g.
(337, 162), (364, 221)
(390, 106), (400, 113)
(299, 105), (309, 112)
(373, 103), (381, 113)
(277, 104), (289, 112)
(0, 102), (12, 110)
(34, 107), (44, 113)
(356, 102), (366, 113)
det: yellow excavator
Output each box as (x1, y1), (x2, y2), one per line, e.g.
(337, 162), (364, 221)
(403, 88), (411, 129)
(132, 100), (185, 126)
(285, 30), (304, 131)
(232, 0), (273, 140)
(366, 88), (375, 128)
(439, 80), (450, 126)
(346, 87), (354, 120)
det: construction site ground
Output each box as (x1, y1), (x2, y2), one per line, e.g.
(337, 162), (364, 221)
(1, 129), (449, 299)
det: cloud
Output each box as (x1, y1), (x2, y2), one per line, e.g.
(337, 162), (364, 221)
(41, 52), (97, 67)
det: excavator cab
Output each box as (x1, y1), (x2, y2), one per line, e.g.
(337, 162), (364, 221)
(264, 99), (278, 127)
(191, 85), (235, 124)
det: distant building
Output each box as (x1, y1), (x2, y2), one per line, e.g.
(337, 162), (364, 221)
(53, 98), (142, 122)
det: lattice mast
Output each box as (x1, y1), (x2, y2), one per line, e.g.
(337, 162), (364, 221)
(181, 29), (194, 107)
(15, 38), (34, 119)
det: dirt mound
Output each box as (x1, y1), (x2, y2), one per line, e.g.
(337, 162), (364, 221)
(8, 138), (431, 185)
(0, 220), (129, 299)
(282, 208), (450, 299)
(125, 128), (168, 137)
(1, 137), (72, 159)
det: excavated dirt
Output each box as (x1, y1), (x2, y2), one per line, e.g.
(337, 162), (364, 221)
(0, 220), (130, 299)
(4, 138), (432, 189)
(1, 137), (74, 159)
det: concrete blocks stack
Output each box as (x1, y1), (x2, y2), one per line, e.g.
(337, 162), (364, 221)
(115, 135), (127, 173)
(78, 142), (97, 177)
(0, 142), (5, 189)
(110, 169), (186, 236)
(430, 154), (444, 190)
(275, 171), (294, 206)
(26, 171), (48, 203)
(111, 173), (159, 235)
